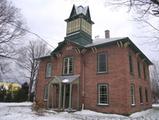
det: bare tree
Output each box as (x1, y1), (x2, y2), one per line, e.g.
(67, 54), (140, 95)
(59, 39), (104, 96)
(0, 0), (25, 58)
(106, 0), (159, 17)
(0, 0), (25, 79)
(16, 40), (51, 101)
(150, 61), (159, 102)
(0, 59), (11, 81)
(105, 0), (159, 49)
(105, 0), (159, 29)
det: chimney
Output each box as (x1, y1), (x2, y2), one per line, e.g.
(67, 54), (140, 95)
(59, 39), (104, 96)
(105, 30), (110, 38)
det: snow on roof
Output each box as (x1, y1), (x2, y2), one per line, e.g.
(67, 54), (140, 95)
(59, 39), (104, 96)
(75, 5), (88, 15)
(59, 75), (80, 83)
(85, 37), (127, 47)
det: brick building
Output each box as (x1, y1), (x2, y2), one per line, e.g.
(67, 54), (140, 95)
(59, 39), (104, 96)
(35, 5), (152, 115)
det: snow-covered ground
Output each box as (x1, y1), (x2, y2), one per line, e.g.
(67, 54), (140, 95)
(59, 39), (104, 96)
(0, 102), (159, 120)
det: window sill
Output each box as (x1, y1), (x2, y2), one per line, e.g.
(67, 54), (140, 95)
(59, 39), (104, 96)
(62, 73), (74, 76)
(97, 71), (108, 75)
(97, 103), (109, 106)
(44, 99), (48, 102)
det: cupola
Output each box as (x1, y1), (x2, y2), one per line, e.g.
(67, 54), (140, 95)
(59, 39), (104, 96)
(65, 5), (94, 46)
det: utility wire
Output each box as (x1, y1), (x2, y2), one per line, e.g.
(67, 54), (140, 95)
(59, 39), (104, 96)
(10, 23), (56, 49)
(22, 28), (55, 49)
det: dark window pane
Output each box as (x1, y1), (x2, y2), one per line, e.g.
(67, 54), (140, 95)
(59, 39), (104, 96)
(143, 64), (147, 80)
(145, 88), (148, 102)
(98, 53), (107, 72)
(98, 84), (108, 104)
(63, 58), (68, 74)
(69, 66), (73, 74)
(137, 61), (141, 78)
(44, 86), (48, 100)
(139, 87), (143, 103)
(129, 54), (133, 74)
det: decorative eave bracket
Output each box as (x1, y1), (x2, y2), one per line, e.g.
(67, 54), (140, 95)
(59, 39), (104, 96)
(91, 47), (97, 53)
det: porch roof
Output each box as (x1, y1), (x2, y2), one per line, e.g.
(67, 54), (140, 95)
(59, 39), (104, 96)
(59, 75), (80, 83)
(50, 75), (80, 84)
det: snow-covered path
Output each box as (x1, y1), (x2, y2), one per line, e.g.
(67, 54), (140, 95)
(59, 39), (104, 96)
(0, 102), (159, 120)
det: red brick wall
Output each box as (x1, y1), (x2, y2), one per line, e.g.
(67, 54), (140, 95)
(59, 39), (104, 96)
(35, 42), (152, 115)
(35, 57), (51, 107)
(126, 48), (152, 114)
(82, 45), (130, 114)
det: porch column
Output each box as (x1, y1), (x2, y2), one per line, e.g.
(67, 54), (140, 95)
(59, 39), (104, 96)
(51, 84), (54, 108)
(77, 81), (80, 109)
(69, 83), (72, 109)
(63, 84), (66, 108)
(58, 83), (62, 109)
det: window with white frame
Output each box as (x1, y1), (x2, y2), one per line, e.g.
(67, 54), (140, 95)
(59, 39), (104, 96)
(45, 63), (52, 77)
(97, 53), (107, 73)
(45, 63), (52, 78)
(130, 84), (135, 106)
(44, 86), (48, 101)
(63, 57), (73, 75)
(98, 84), (109, 105)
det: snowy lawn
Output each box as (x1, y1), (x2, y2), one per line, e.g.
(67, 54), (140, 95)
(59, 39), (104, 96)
(0, 102), (159, 120)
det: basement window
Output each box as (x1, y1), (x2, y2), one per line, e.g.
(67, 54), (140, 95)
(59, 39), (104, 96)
(97, 84), (109, 105)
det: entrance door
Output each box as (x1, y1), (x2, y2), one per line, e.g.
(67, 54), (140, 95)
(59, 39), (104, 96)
(61, 84), (70, 109)
(65, 84), (70, 108)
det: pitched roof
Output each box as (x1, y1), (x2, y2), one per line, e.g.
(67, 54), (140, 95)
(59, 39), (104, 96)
(85, 37), (127, 47)
(84, 37), (152, 65)
(51, 40), (84, 55)
(65, 5), (94, 24)
(40, 37), (152, 65)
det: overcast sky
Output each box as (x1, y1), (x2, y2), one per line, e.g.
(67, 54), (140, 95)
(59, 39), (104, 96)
(10, 0), (159, 60)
